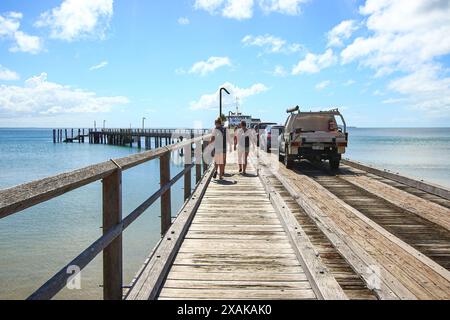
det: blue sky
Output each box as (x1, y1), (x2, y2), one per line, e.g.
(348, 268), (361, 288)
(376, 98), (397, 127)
(0, 0), (449, 128)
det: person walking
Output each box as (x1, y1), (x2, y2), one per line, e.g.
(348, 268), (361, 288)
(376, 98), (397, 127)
(234, 120), (251, 175)
(210, 118), (227, 179)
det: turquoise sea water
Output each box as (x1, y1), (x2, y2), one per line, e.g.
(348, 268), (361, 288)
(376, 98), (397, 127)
(0, 127), (449, 300)
(0, 128), (194, 300)
(346, 128), (450, 188)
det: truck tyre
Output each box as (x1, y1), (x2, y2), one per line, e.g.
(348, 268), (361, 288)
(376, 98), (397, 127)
(329, 158), (340, 170)
(285, 155), (295, 169)
(278, 152), (284, 163)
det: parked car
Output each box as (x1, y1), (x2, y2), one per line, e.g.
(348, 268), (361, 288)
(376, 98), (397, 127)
(260, 125), (284, 153)
(279, 106), (348, 169)
(254, 122), (277, 147)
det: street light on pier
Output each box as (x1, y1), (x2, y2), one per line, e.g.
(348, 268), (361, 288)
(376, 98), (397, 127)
(219, 87), (230, 120)
(142, 117), (146, 130)
(103, 120), (106, 130)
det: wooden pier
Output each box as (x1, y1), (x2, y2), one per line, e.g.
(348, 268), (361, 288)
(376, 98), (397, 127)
(53, 128), (209, 149)
(0, 135), (449, 300)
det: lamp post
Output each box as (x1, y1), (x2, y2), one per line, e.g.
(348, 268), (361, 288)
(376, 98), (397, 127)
(103, 120), (106, 129)
(142, 117), (146, 130)
(219, 87), (230, 119)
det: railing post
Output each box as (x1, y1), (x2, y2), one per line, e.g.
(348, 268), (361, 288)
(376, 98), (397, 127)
(160, 151), (172, 236)
(184, 142), (192, 201)
(102, 169), (123, 300)
(195, 139), (202, 184)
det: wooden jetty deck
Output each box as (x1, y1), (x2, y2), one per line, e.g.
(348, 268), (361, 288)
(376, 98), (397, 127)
(128, 161), (321, 300)
(1, 134), (450, 300)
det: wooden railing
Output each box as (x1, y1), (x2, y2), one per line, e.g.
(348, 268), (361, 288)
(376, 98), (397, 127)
(0, 134), (211, 300)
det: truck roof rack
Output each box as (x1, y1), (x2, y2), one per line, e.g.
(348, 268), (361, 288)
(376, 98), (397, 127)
(299, 108), (342, 116)
(286, 105), (300, 113)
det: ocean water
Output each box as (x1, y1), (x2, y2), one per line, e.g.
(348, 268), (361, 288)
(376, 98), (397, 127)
(0, 128), (196, 300)
(346, 128), (450, 188)
(0, 127), (449, 300)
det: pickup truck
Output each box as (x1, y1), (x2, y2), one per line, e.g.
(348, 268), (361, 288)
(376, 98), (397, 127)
(278, 106), (348, 169)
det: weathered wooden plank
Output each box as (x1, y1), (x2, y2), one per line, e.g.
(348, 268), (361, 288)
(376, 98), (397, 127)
(156, 160), (319, 300)
(184, 143), (192, 201)
(269, 164), (409, 300)
(160, 152), (172, 236)
(125, 166), (214, 300)
(276, 163), (450, 299)
(258, 164), (348, 300)
(341, 174), (450, 231)
(343, 159), (450, 200)
(158, 288), (316, 300)
(163, 280), (311, 290)
(102, 169), (123, 300)
(167, 271), (308, 282)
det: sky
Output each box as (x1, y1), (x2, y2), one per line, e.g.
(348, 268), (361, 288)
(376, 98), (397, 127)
(0, 0), (449, 128)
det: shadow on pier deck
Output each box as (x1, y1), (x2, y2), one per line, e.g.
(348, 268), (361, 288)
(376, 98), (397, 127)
(1, 135), (450, 300)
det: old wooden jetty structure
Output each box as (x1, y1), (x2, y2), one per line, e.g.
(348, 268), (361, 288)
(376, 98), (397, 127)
(1, 134), (450, 300)
(53, 128), (209, 149)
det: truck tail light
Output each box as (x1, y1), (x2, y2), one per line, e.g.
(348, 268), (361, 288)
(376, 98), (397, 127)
(291, 141), (301, 147)
(337, 142), (348, 147)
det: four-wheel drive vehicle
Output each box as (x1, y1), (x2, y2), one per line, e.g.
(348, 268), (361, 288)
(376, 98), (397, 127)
(279, 106), (348, 170)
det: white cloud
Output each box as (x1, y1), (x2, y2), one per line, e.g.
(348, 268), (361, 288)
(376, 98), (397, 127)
(178, 17), (190, 25)
(339, 0), (450, 112)
(341, 0), (450, 71)
(292, 49), (337, 75)
(194, 0), (225, 14)
(388, 66), (450, 112)
(0, 73), (129, 115)
(272, 65), (287, 77)
(0, 65), (20, 81)
(0, 12), (43, 54)
(35, 0), (113, 41)
(0, 12), (21, 37)
(194, 0), (308, 19)
(315, 80), (331, 90)
(190, 82), (268, 110)
(259, 0), (309, 15)
(327, 20), (359, 47)
(222, 0), (254, 20)
(242, 34), (302, 54)
(10, 31), (42, 54)
(189, 56), (232, 76)
(89, 61), (108, 71)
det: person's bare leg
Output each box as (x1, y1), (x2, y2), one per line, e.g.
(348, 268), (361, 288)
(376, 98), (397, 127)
(243, 152), (249, 174)
(223, 155), (227, 175)
(219, 164), (225, 179)
(214, 163), (218, 178)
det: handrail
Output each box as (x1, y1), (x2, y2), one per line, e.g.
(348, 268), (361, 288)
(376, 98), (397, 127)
(0, 134), (210, 219)
(0, 133), (212, 300)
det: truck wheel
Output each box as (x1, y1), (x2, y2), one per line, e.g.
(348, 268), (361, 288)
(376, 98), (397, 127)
(285, 155), (295, 169)
(329, 158), (340, 170)
(278, 153), (285, 163)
